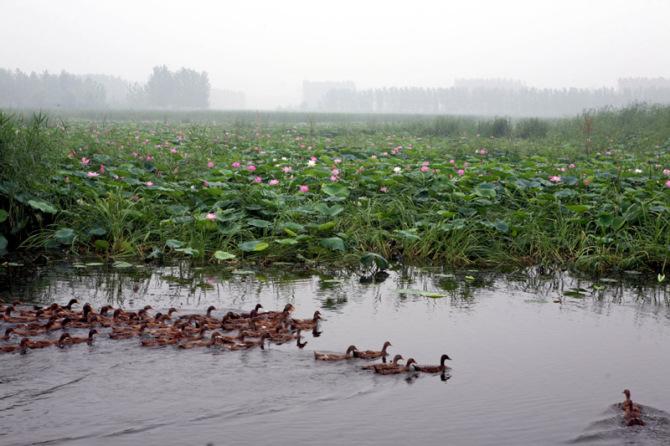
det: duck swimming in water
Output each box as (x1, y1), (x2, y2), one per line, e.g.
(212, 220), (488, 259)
(353, 341), (392, 360)
(314, 345), (358, 361)
(362, 354), (404, 371)
(413, 354), (452, 373)
(621, 389), (645, 426)
(374, 358), (417, 375)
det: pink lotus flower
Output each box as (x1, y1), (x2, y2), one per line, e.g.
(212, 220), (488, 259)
(449, 159), (455, 164)
(146, 155), (153, 161)
(479, 148), (488, 155)
(420, 165), (430, 173)
(282, 166), (292, 173)
(310, 156), (317, 161)
(203, 180), (209, 188)
(549, 176), (561, 183)
(86, 171), (99, 177)
(334, 158), (342, 164)
(205, 212), (217, 221)
(569, 163), (576, 169)
(663, 168), (670, 176)
(299, 185), (309, 193)
(99, 164), (105, 174)
(379, 186), (388, 193)
(268, 179), (279, 186)
(247, 165), (257, 172)
(170, 148), (178, 154)
(81, 157), (90, 166)
(422, 161), (430, 166)
(559, 167), (566, 172)
(331, 168), (340, 176)
(457, 169), (465, 176)
(253, 176), (262, 183)
(207, 161), (215, 169)
(232, 161), (241, 168)
(666, 180), (670, 188)
(145, 181), (154, 187)
(330, 175), (339, 182)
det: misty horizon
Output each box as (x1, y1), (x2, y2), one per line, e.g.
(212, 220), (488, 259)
(2, 0), (669, 111)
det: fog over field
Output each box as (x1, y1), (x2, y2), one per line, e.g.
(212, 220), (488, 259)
(1, 0), (669, 113)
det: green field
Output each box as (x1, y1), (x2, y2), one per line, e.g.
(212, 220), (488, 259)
(1, 106), (670, 273)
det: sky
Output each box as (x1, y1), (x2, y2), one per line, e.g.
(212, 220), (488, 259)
(1, 0), (669, 109)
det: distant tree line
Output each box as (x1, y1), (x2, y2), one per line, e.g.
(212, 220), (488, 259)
(309, 79), (670, 117)
(0, 68), (106, 109)
(0, 66), (211, 110)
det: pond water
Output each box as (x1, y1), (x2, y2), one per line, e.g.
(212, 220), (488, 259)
(1, 263), (670, 446)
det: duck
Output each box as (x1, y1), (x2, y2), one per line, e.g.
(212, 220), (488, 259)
(256, 304), (294, 321)
(290, 311), (322, 330)
(314, 345), (358, 361)
(374, 358), (417, 375)
(109, 323), (148, 339)
(362, 354), (404, 370)
(25, 335), (65, 349)
(2, 307), (36, 323)
(236, 333), (271, 350)
(353, 341), (392, 360)
(621, 389), (645, 426)
(178, 332), (223, 349)
(56, 333), (72, 348)
(141, 331), (184, 347)
(239, 303), (264, 319)
(413, 354), (452, 373)
(0, 338), (29, 354)
(68, 329), (98, 345)
(269, 327), (300, 344)
(1, 328), (15, 341)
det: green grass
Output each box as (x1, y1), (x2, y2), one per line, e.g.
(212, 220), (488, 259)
(1, 105), (669, 273)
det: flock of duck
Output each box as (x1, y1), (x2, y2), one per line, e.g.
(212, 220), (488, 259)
(0, 298), (450, 378)
(0, 298), (648, 426)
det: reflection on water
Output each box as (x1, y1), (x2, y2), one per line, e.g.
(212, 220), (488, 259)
(1, 262), (670, 446)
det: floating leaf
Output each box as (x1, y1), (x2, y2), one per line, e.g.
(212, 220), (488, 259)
(213, 250), (236, 261)
(54, 228), (75, 244)
(321, 183), (350, 199)
(165, 239), (184, 249)
(28, 199), (57, 214)
(320, 237), (345, 251)
(175, 247), (199, 256)
(396, 288), (447, 298)
(112, 261), (133, 268)
(232, 269), (256, 275)
(247, 218), (272, 228)
(239, 240), (269, 252)
(360, 252), (389, 271)
(275, 238), (298, 245)
(394, 229), (421, 241)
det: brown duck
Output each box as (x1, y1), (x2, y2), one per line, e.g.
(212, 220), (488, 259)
(362, 354), (404, 371)
(353, 341), (392, 360)
(291, 311), (322, 330)
(374, 358), (417, 375)
(621, 389), (645, 426)
(414, 354), (452, 373)
(0, 338), (29, 354)
(314, 345), (358, 361)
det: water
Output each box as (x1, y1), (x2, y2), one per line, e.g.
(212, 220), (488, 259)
(1, 263), (670, 446)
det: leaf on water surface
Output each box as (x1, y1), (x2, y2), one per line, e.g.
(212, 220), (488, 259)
(165, 239), (184, 249)
(247, 218), (272, 228)
(396, 289), (447, 298)
(213, 250), (236, 261)
(112, 261), (133, 268)
(85, 262), (105, 266)
(54, 228), (75, 244)
(232, 269), (255, 275)
(565, 204), (591, 214)
(321, 183), (350, 199)
(239, 240), (269, 252)
(0, 209), (7, 223)
(394, 229), (421, 241)
(27, 199), (58, 214)
(275, 238), (298, 245)
(563, 289), (586, 298)
(175, 247), (199, 256)
(360, 252), (389, 271)
(320, 237), (345, 251)
(88, 227), (107, 236)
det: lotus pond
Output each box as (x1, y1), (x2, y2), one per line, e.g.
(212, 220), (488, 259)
(1, 108), (670, 273)
(1, 263), (670, 445)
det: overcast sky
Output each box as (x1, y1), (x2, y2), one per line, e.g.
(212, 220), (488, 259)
(1, 0), (669, 109)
